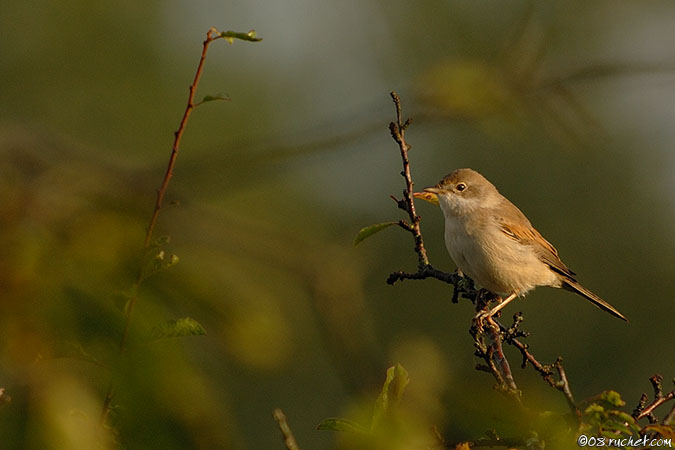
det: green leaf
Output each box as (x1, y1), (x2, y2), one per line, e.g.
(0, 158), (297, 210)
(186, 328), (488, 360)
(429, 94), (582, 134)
(354, 222), (398, 246)
(317, 418), (369, 434)
(371, 364), (409, 430)
(611, 411), (640, 432)
(151, 317), (207, 340)
(198, 94), (231, 105)
(220, 29), (263, 43)
(599, 390), (625, 408)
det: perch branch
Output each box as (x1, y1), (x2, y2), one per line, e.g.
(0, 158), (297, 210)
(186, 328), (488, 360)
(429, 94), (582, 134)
(388, 92), (429, 269)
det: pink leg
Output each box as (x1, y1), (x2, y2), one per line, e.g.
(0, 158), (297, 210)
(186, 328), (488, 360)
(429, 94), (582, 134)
(474, 292), (518, 327)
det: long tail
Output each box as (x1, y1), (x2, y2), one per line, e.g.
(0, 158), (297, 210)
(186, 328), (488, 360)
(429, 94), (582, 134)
(562, 279), (628, 322)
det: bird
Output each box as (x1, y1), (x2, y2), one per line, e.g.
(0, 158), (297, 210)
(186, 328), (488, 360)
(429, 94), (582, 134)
(422, 168), (627, 323)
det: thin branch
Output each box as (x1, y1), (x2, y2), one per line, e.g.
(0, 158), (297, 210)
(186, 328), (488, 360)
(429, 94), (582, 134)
(633, 375), (675, 422)
(554, 358), (577, 416)
(650, 374), (664, 399)
(273, 408), (301, 450)
(388, 92), (429, 270)
(99, 26), (260, 427)
(145, 27), (221, 248)
(386, 265), (462, 286)
(122, 27), (222, 356)
(500, 314), (579, 419)
(470, 312), (519, 397)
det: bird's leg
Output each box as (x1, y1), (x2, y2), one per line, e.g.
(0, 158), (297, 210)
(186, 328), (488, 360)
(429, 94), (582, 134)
(474, 292), (518, 329)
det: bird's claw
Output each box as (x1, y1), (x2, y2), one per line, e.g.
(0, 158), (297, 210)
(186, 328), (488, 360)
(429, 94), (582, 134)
(473, 310), (496, 332)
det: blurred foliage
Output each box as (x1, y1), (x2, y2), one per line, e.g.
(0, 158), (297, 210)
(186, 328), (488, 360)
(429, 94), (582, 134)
(320, 366), (674, 449)
(2, 1), (675, 449)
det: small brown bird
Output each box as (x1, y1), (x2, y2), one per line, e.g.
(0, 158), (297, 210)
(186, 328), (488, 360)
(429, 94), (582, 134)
(423, 168), (627, 322)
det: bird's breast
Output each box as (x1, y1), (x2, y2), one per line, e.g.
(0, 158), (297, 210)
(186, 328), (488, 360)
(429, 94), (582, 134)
(442, 215), (556, 295)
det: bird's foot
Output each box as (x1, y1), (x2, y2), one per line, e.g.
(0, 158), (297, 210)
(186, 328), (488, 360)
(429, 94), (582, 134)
(473, 309), (497, 332)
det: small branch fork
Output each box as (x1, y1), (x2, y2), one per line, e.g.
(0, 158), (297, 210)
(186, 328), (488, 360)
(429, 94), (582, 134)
(632, 374), (675, 425)
(386, 92), (577, 413)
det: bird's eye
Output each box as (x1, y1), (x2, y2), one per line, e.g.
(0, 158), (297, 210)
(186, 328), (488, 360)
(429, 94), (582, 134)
(456, 183), (467, 192)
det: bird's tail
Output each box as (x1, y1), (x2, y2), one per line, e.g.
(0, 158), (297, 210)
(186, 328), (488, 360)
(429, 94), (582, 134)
(562, 279), (628, 322)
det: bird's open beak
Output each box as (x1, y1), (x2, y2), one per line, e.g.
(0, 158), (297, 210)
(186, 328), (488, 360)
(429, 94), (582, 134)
(413, 186), (441, 205)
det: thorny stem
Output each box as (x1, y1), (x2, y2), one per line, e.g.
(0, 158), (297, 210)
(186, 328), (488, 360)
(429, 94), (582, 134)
(99, 27), (234, 427)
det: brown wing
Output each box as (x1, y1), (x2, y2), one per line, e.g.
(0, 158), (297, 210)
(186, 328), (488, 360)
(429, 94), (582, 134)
(494, 202), (576, 278)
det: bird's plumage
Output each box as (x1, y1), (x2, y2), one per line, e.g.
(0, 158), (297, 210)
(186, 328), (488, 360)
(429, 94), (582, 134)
(425, 168), (627, 322)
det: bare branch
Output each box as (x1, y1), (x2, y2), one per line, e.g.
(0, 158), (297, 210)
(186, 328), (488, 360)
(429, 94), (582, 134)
(633, 375), (675, 423)
(388, 92), (429, 270)
(273, 408), (301, 450)
(100, 26), (260, 427)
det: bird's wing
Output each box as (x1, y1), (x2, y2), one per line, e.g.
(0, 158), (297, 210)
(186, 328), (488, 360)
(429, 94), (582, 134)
(494, 204), (576, 278)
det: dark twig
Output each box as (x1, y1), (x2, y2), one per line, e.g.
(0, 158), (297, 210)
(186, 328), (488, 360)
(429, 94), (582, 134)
(481, 323), (519, 396)
(386, 265), (462, 286)
(650, 374), (664, 399)
(388, 92), (429, 270)
(633, 393), (649, 420)
(500, 315), (579, 419)
(633, 375), (675, 423)
(273, 408), (301, 450)
(469, 303), (519, 397)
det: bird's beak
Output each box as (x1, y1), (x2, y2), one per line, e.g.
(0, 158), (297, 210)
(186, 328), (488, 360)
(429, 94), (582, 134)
(413, 186), (441, 205)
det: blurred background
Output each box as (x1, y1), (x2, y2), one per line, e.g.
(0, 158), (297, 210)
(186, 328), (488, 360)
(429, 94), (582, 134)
(2, 0), (675, 449)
